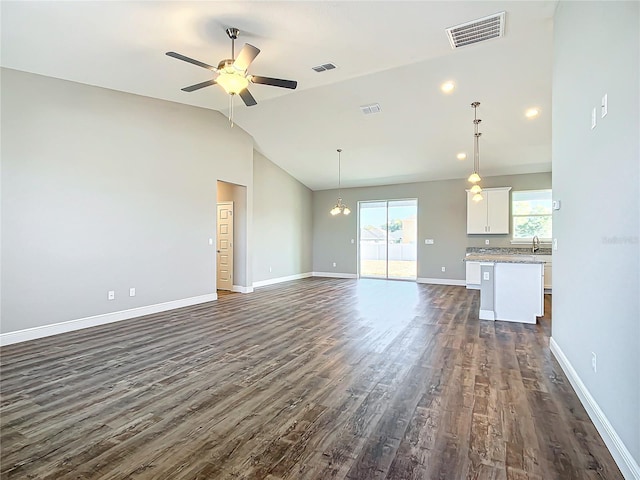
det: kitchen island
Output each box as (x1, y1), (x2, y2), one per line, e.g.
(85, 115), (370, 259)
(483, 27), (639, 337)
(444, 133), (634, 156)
(464, 253), (545, 324)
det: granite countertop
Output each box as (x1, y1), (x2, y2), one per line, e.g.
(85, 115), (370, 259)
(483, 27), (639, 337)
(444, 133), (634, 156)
(466, 247), (552, 256)
(464, 247), (551, 264)
(464, 254), (545, 264)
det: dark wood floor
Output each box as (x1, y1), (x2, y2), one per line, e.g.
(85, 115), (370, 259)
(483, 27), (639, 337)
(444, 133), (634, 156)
(0, 279), (622, 479)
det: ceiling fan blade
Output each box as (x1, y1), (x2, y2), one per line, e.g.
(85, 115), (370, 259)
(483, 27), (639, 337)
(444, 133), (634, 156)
(239, 88), (257, 107)
(166, 52), (216, 71)
(233, 43), (260, 71)
(181, 79), (217, 92)
(250, 75), (297, 90)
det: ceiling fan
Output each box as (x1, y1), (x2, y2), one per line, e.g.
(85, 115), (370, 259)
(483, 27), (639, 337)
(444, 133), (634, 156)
(166, 27), (297, 107)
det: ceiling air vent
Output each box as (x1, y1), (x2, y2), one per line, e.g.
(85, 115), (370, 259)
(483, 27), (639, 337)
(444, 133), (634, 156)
(312, 63), (337, 72)
(360, 103), (381, 115)
(446, 11), (506, 49)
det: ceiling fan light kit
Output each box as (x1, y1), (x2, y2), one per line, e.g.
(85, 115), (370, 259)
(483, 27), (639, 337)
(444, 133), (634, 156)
(215, 62), (249, 95)
(166, 27), (297, 116)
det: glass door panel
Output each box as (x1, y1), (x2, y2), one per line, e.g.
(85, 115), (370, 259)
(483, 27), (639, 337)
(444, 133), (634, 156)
(387, 200), (417, 279)
(358, 199), (417, 280)
(359, 201), (388, 278)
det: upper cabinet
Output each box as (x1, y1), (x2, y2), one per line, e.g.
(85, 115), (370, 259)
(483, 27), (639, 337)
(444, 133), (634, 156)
(467, 187), (511, 234)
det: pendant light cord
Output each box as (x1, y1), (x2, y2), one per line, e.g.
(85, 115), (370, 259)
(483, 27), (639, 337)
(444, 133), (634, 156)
(472, 102), (481, 175)
(337, 148), (342, 197)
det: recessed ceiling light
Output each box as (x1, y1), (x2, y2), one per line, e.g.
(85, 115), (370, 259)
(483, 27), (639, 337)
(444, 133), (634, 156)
(525, 108), (540, 118)
(441, 81), (455, 93)
(456, 152), (467, 160)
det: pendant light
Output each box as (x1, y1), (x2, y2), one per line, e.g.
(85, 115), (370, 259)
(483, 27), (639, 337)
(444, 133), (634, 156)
(330, 149), (351, 216)
(468, 101), (483, 202)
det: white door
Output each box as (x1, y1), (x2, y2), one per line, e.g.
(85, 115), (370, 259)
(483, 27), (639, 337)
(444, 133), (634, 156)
(217, 202), (233, 291)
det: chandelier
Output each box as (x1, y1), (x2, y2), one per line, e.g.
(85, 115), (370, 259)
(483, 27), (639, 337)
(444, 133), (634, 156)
(330, 149), (351, 216)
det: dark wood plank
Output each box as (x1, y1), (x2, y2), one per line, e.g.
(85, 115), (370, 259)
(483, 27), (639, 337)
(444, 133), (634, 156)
(0, 280), (622, 479)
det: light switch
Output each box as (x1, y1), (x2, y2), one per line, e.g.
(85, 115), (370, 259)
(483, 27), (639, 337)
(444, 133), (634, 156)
(208, 238), (213, 245)
(552, 200), (561, 210)
(351, 239), (355, 244)
(591, 108), (597, 129)
(601, 94), (608, 118)
(553, 238), (558, 251)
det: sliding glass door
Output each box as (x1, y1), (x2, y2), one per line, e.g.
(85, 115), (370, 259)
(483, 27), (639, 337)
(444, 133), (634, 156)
(359, 199), (417, 280)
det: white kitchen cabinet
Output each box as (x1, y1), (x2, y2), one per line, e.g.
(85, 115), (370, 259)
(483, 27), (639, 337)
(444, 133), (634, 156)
(492, 262), (544, 324)
(465, 261), (481, 289)
(544, 264), (552, 289)
(466, 187), (511, 234)
(533, 254), (552, 289)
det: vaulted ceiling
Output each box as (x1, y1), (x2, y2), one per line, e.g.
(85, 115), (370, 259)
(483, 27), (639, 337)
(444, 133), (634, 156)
(1, 1), (556, 190)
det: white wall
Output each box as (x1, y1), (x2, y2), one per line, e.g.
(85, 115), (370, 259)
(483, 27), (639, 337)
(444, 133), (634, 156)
(552, 2), (639, 477)
(1, 68), (254, 334)
(252, 151), (313, 283)
(1, 68), (315, 338)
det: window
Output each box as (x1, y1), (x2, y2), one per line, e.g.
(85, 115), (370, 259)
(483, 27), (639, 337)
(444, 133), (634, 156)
(512, 189), (552, 241)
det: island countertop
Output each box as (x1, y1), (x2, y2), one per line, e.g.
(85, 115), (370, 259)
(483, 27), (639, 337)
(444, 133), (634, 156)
(464, 254), (545, 264)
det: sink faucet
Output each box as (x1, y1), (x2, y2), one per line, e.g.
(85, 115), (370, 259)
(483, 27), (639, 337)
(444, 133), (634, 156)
(532, 235), (540, 253)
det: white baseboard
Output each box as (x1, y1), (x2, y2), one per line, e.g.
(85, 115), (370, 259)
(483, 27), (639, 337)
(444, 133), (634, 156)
(550, 337), (640, 480)
(312, 272), (358, 279)
(231, 285), (254, 293)
(252, 272), (312, 288)
(0, 293), (218, 347)
(479, 309), (496, 321)
(417, 277), (466, 286)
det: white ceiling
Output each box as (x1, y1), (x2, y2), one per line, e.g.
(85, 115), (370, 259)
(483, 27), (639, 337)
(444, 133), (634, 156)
(1, 1), (556, 191)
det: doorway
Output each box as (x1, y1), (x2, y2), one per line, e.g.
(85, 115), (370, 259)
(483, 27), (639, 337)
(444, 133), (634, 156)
(216, 201), (234, 291)
(216, 180), (248, 293)
(359, 199), (417, 280)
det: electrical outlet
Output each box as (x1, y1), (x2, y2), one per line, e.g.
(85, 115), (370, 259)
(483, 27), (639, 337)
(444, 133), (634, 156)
(129, 288), (136, 297)
(332, 262), (337, 268)
(208, 238), (213, 245)
(351, 239), (355, 244)
(483, 271), (490, 281)
(591, 352), (597, 373)
(485, 239), (490, 245)
(425, 239), (434, 245)
(441, 266), (446, 272)
(108, 291), (115, 300)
